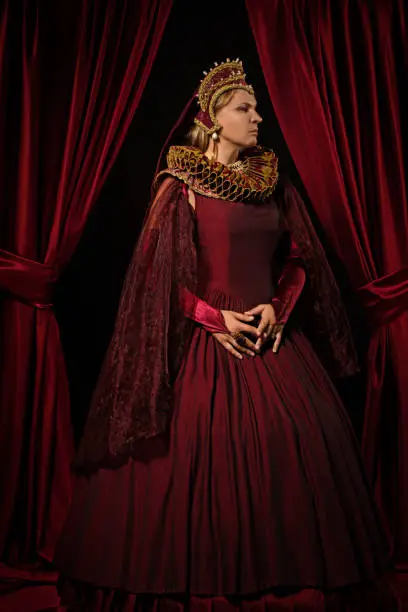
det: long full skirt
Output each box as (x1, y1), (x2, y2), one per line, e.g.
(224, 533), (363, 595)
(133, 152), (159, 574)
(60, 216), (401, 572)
(55, 294), (395, 611)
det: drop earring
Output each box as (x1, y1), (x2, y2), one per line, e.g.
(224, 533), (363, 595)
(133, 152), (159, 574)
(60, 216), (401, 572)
(211, 131), (219, 162)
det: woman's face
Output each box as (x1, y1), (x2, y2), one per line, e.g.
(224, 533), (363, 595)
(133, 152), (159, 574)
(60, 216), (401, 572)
(216, 89), (262, 149)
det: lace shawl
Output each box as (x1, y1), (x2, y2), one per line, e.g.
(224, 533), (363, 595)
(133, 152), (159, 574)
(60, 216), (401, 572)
(276, 179), (358, 378)
(73, 178), (196, 471)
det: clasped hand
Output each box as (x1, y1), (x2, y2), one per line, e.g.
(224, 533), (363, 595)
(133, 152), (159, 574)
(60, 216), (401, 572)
(213, 303), (283, 360)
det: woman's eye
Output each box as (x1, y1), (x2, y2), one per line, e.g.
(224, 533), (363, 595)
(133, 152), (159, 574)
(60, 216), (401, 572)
(237, 106), (249, 112)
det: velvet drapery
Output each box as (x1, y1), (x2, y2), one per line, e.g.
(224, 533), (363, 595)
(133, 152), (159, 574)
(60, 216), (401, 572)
(0, 0), (172, 568)
(246, 0), (408, 565)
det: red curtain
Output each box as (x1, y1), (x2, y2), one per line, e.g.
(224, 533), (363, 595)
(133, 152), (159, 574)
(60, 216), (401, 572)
(246, 0), (408, 565)
(0, 0), (172, 565)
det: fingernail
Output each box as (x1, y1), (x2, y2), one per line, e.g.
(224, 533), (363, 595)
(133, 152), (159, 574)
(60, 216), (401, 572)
(250, 352), (255, 357)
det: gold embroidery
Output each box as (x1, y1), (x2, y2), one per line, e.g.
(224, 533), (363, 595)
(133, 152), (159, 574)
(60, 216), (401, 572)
(156, 146), (279, 202)
(197, 60), (247, 111)
(194, 118), (212, 133)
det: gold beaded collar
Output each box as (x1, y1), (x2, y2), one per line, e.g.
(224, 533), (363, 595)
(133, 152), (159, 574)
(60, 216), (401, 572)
(156, 146), (279, 202)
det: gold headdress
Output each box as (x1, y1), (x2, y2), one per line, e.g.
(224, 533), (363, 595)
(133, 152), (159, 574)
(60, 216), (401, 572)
(195, 58), (254, 135)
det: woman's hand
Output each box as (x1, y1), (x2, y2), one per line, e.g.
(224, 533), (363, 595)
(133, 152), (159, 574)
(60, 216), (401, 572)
(244, 303), (284, 353)
(212, 310), (259, 359)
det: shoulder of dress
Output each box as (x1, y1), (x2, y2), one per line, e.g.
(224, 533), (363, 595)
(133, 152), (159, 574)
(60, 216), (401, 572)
(152, 170), (187, 196)
(154, 170), (204, 199)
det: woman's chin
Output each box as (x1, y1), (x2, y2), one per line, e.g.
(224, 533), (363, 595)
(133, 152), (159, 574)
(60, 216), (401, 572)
(236, 136), (258, 151)
(247, 135), (258, 147)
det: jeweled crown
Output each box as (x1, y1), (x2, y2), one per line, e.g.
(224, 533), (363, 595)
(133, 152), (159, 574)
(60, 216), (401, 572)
(194, 58), (254, 135)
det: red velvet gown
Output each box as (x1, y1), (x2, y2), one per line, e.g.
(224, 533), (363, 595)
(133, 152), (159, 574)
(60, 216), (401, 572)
(55, 193), (394, 610)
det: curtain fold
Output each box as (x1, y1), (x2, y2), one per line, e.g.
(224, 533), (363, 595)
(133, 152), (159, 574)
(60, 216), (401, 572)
(0, 0), (172, 563)
(246, 0), (408, 565)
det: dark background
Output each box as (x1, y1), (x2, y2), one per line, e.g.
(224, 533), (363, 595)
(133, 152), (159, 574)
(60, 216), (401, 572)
(55, 0), (363, 442)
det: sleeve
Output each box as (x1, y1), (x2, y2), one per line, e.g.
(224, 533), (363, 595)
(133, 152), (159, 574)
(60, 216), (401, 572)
(271, 237), (306, 326)
(180, 286), (228, 334)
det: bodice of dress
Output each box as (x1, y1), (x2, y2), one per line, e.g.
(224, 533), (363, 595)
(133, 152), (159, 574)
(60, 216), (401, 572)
(195, 194), (281, 307)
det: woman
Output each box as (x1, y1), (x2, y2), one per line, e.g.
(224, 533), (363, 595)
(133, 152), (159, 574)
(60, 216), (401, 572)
(55, 60), (395, 610)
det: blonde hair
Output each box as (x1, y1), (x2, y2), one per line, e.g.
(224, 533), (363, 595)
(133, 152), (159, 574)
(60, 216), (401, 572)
(186, 90), (235, 152)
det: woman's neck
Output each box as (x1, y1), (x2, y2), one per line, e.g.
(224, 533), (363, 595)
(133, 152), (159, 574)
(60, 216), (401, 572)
(204, 139), (240, 165)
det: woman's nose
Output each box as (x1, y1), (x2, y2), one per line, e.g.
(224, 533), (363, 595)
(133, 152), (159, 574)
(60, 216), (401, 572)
(252, 111), (263, 123)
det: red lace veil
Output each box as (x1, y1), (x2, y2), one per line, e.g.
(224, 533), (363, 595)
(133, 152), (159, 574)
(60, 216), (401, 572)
(73, 93), (358, 472)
